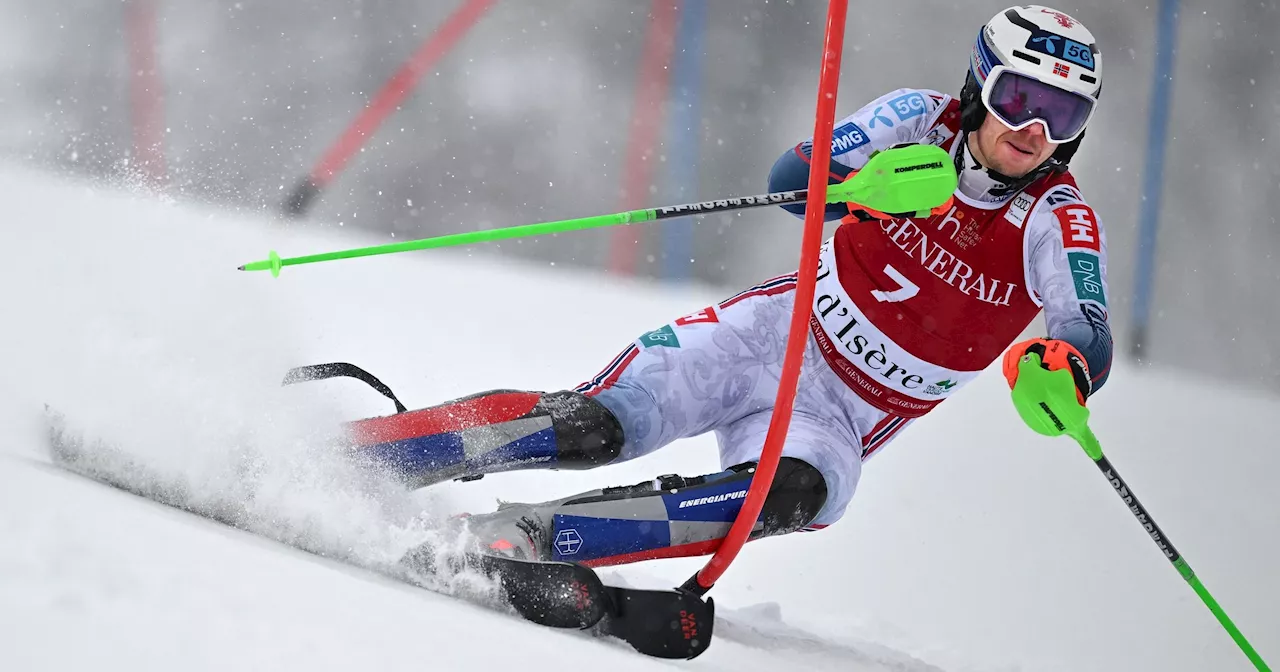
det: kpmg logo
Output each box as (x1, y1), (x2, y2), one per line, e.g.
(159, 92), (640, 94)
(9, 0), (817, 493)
(831, 121), (870, 156)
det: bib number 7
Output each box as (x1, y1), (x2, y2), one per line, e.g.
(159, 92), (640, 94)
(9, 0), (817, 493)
(870, 264), (919, 303)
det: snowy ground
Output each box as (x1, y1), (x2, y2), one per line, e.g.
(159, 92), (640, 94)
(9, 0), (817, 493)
(0, 166), (1276, 671)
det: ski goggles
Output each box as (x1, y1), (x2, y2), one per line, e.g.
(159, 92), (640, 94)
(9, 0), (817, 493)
(980, 65), (1096, 144)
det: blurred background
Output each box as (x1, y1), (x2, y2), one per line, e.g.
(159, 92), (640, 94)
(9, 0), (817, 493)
(3, 0), (1278, 393)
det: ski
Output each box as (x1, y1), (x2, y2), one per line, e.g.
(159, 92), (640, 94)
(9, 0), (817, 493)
(284, 361), (715, 657)
(44, 407), (714, 660)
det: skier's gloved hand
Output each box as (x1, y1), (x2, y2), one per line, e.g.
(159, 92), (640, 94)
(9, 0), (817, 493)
(1002, 337), (1092, 437)
(838, 162), (955, 223)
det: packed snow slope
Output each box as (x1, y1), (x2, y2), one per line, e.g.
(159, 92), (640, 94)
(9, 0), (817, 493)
(1, 166), (1276, 672)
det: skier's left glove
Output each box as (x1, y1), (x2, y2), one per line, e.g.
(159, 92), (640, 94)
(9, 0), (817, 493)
(1002, 337), (1092, 437)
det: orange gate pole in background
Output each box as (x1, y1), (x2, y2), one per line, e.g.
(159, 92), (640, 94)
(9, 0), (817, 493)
(125, 0), (167, 187)
(608, 0), (682, 276)
(284, 0), (498, 217)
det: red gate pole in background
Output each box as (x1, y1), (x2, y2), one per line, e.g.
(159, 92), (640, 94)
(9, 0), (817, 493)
(682, 0), (849, 596)
(125, 0), (167, 187)
(284, 0), (498, 217)
(608, 0), (681, 276)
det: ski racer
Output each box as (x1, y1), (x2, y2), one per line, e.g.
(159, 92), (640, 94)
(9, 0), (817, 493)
(365, 5), (1113, 568)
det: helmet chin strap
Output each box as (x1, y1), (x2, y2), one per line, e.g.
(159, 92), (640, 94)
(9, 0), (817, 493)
(955, 129), (1065, 199)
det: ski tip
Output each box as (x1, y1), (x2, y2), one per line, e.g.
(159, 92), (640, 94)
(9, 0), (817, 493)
(236, 264), (246, 271)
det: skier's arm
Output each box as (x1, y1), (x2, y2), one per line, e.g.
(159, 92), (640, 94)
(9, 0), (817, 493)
(767, 88), (950, 221)
(1022, 195), (1114, 395)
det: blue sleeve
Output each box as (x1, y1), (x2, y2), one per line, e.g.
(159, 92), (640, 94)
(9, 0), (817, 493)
(767, 144), (853, 221)
(1056, 317), (1113, 394)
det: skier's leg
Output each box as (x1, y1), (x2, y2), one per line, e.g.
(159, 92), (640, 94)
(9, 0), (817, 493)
(575, 272), (803, 462)
(457, 454), (830, 564)
(353, 273), (798, 488)
(454, 407), (862, 564)
(347, 389), (625, 489)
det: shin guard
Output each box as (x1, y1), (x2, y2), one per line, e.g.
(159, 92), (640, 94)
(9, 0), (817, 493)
(348, 390), (624, 488)
(462, 458), (828, 566)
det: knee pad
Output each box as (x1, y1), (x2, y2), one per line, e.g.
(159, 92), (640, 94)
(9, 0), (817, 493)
(739, 457), (828, 536)
(536, 390), (624, 469)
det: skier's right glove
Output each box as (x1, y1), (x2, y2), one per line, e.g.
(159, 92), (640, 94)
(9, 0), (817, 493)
(1002, 337), (1092, 437)
(839, 169), (954, 224)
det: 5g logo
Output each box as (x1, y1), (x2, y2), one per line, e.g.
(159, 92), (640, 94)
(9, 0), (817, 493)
(888, 93), (927, 122)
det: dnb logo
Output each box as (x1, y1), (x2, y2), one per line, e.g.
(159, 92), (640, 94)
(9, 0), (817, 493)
(555, 528), (583, 555)
(1056, 204), (1107, 307)
(831, 121), (870, 156)
(1069, 252), (1107, 306)
(639, 324), (681, 349)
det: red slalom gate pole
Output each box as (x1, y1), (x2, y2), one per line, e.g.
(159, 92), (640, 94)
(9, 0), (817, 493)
(608, 0), (681, 275)
(125, 0), (167, 186)
(284, 0), (498, 216)
(682, 0), (848, 596)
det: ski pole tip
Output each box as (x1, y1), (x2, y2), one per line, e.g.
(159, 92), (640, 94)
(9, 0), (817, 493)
(238, 250), (283, 277)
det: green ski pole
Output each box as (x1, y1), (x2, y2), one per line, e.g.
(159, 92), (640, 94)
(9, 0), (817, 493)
(240, 143), (956, 277)
(1012, 353), (1272, 672)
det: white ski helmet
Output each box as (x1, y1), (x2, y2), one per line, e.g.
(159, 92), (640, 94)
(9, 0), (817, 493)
(960, 5), (1102, 166)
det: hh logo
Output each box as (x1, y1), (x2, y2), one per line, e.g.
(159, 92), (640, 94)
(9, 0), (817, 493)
(675, 307), (719, 326)
(1055, 205), (1101, 252)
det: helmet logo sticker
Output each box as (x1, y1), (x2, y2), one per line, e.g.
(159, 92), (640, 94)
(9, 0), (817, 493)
(1024, 29), (1095, 70)
(1053, 63), (1070, 78)
(1041, 9), (1077, 29)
